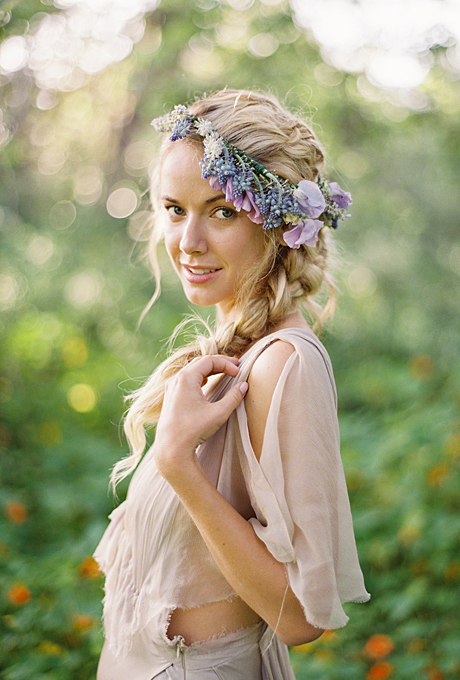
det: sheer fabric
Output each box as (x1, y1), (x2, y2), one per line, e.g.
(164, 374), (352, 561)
(94, 328), (370, 675)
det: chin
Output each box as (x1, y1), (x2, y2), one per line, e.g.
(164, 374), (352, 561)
(184, 291), (220, 308)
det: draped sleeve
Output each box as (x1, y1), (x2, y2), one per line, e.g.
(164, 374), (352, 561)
(232, 329), (370, 630)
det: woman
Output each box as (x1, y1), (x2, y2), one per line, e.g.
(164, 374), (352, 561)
(94, 89), (370, 680)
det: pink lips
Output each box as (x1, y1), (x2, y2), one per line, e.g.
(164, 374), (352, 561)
(182, 265), (221, 284)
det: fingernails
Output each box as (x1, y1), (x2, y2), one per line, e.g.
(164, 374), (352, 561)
(239, 382), (248, 395)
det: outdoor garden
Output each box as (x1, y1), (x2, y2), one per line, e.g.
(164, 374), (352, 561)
(1, 0), (459, 678)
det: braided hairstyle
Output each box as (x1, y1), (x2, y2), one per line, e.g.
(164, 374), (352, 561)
(112, 89), (337, 488)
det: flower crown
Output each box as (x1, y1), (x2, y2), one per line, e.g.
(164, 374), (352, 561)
(151, 105), (352, 249)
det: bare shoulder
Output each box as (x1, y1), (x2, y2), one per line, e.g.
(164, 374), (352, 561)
(248, 339), (295, 392)
(245, 340), (296, 460)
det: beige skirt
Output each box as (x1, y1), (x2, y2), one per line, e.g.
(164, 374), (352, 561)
(97, 622), (296, 680)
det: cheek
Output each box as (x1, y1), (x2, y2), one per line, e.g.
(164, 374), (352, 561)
(245, 231), (266, 263)
(163, 228), (178, 260)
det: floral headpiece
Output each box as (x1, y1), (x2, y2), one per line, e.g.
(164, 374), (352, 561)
(151, 105), (352, 249)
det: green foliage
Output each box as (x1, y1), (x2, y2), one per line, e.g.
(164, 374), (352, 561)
(1, 0), (460, 678)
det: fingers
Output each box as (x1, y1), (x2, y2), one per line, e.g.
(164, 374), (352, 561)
(210, 381), (248, 424)
(159, 358), (249, 455)
(185, 355), (240, 380)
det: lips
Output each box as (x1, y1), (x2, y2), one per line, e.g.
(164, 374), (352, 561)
(182, 264), (222, 284)
(188, 267), (219, 275)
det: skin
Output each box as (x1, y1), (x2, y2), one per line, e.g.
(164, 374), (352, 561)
(154, 140), (324, 646)
(161, 141), (267, 322)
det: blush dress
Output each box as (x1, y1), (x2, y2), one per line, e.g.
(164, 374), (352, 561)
(94, 328), (370, 679)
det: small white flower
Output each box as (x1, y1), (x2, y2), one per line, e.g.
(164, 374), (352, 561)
(203, 133), (225, 161)
(196, 118), (215, 136)
(151, 110), (181, 130)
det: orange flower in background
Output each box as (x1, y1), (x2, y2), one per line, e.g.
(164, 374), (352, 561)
(321, 629), (336, 642)
(366, 661), (393, 680)
(408, 354), (434, 380)
(7, 582), (32, 606)
(444, 559), (460, 581)
(72, 613), (96, 631)
(427, 463), (449, 487)
(424, 664), (444, 680)
(364, 634), (395, 659)
(78, 556), (101, 579)
(4, 500), (27, 525)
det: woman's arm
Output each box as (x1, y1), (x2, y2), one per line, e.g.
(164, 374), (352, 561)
(153, 350), (324, 646)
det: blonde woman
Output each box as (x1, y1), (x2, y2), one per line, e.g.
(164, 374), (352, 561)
(94, 89), (370, 680)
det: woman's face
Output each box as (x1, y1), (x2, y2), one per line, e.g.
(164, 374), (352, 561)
(159, 141), (266, 321)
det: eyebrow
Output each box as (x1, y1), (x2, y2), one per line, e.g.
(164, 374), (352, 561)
(161, 194), (227, 205)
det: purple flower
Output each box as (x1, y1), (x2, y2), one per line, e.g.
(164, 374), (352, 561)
(209, 175), (223, 191)
(222, 177), (236, 203)
(282, 219), (323, 249)
(293, 180), (326, 218)
(241, 190), (264, 224)
(329, 182), (352, 209)
(232, 190), (250, 213)
(210, 178), (263, 224)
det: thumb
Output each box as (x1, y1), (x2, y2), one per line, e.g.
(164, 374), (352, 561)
(213, 381), (248, 421)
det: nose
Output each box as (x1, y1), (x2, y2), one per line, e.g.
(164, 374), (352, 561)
(179, 215), (208, 255)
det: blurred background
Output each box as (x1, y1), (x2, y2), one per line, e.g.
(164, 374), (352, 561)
(1, 0), (459, 678)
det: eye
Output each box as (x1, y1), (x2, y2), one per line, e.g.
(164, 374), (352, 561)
(213, 207), (235, 219)
(165, 205), (185, 217)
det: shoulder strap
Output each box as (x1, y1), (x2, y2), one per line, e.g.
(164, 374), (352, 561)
(239, 328), (337, 409)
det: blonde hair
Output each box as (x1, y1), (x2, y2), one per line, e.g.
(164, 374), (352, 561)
(112, 89), (337, 488)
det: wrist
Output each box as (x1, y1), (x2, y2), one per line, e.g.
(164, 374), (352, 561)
(153, 439), (203, 484)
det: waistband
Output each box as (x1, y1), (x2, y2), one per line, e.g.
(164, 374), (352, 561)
(165, 620), (265, 670)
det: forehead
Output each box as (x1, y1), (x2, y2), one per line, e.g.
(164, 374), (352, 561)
(160, 140), (203, 184)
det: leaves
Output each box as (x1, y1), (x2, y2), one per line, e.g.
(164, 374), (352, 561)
(1, 0), (460, 677)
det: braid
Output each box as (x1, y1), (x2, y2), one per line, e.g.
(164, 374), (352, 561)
(112, 89), (337, 489)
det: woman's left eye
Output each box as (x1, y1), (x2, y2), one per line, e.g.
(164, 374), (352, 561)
(214, 207), (235, 219)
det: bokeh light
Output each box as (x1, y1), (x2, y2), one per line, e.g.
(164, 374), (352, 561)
(1, 2), (459, 678)
(0, 0), (160, 91)
(64, 271), (104, 307)
(106, 186), (138, 219)
(67, 383), (97, 412)
(291, 0), (460, 92)
(49, 201), (77, 230)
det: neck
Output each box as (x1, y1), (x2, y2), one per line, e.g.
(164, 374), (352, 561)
(216, 304), (310, 337)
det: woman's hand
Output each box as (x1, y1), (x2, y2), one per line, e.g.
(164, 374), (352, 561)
(153, 355), (248, 477)
(151, 347), (322, 647)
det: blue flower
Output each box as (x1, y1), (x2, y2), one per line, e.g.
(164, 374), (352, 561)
(151, 107), (352, 248)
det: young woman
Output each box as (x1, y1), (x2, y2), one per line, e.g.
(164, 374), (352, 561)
(94, 89), (370, 680)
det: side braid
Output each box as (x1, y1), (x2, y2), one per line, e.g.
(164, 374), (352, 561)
(112, 89), (338, 489)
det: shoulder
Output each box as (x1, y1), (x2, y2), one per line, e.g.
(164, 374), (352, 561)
(244, 339), (296, 461)
(247, 329), (328, 388)
(249, 338), (296, 388)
